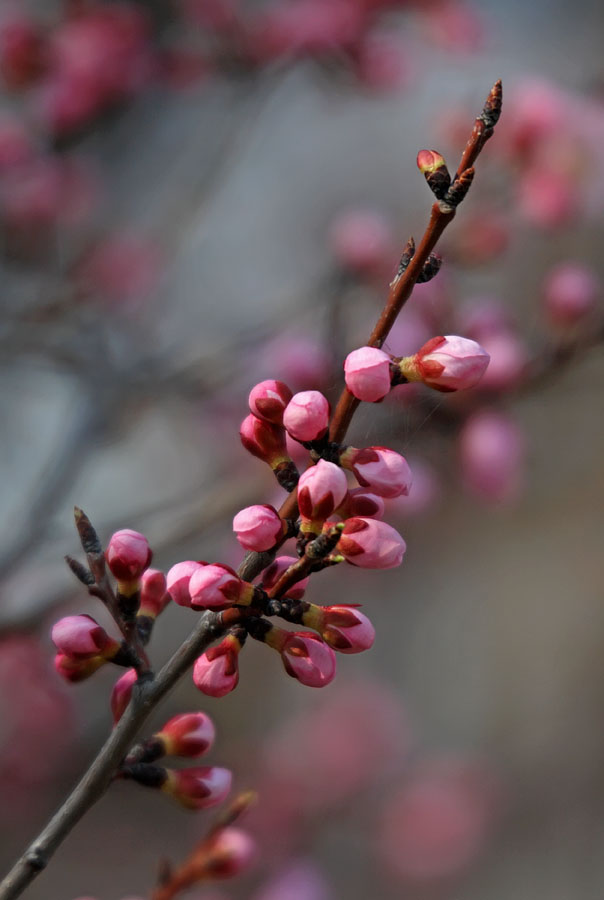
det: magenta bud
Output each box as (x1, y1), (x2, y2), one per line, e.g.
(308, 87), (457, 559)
(105, 529), (152, 581)
(400, 335), (490, 392)
(278, 631), (336, 688)
(248, 379), (293, 425)
(344, 346), (393, 402)
(239, 413), (289, 466)
(110, 668), (137, 724)
(139, 568), (170, 618)
(54, 653), (107, 683)
(261, 556), (310, 600)
(283, 391), (330, 442)
(193, 634), (242, 697)
(233, 504), (285, 552)
(189, 564), (242, 611)
(338, 517), (406, 569)
(166, 560), (206, 608)
(156, 712), (215, 758)
(52, 614), (118, 660)
(162, 766), (232, 810)
(297, 460), (348, 523)
(543, 262), (599, 327)
(310, 605), (376, 654)
(342, 446), (412, 499)
(203, 826), (257, 879)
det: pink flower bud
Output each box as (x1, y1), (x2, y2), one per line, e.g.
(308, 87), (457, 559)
(328, 209), (396, 276)
(139, 568), (170, 618)
(248, 380), (293, 425)
(283, 391), (330, 442)
(166, 560), (206, 607)
(189, 564), (243, 611)
(297, 460), (348, 523)
(54, 653), (107, 683)
(202, 826), (257, 878)
(233, 505), (285, 552)
(306, 605), (375, 654)
(342, 446), (412, 499)
(459, 410), (525, 504)
(52, 615), (118, 660)
(156, 712), (215, 758)
(105, 529), (152, 581)
(543, 262), (599, 327)
(416, 149), (447, 175)
(344, 488), (385, 520)
(344, 346), (393, 402)
(193, 634), (241, 697)
(261, 556), (310, 600)
(162, 766), (232, 810)
(401, 335), (490, 392)
(337, 518), (406, 569)
(280, 632), (336, 688)
(110, 668), (137, 723)
(240, 413), (289, 466)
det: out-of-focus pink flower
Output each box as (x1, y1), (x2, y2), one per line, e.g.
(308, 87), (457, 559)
(193, 633), (242, 697)
(259, 333), (331, 392)
(388, 457), (440, 517)
(344, 347), (392, 402)
(180, 0), (240, 32)
(355, 31), (409, 91)
(189, 564), (242, 611)
(78, 234), (162, 305)
(106, 529), (152, 582)
(203, 827), (257, 878)
(449, 210), (509, 265)
(503, 79), (568, 159)
(378, 758), (499, 884)
(329, 209), (396, 276)
(163, 766), (232, 809)
(475, 332), (528, 392)
(0, 116), (33, 172)
(261, 556), (310, 600)
(110, 668), (137, 723)
(0, 12), (45, 88)
(517, 167), (576, 229)
(156, 712), (215, 758)
(422, 1), (485, 54)
(233, 504), (285, 551)
(283, 391), (330, 443)
(341, 446), (412, 499)
(297, 460), (348, 523)
(251, 0), (366, 62)
(52, 614), (118, 660)
(249, 380), (293, 425)
(167, 560), (206, 608)
(306, 604), (375, 654)
(459, 410), (525, 504)
(400, 335), (490, 392)
(543, 262), (599, 327)
(252, 859), (334, 900)
(338, 517), (405, 568)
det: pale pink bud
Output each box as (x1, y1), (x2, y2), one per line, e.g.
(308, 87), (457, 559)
(345, 488), (385, 520)
(402, 335), (490, 392)
(261, 556), (310, 600)
(110, 668), (137, 723)
(54, 653), (107, 683)
(203, 827), (257, 879)
(52, 615), (117, 660)
(139, 568), (170, 618)
(543, 262), (599, 326)
(233, 505), (284, 552)
(297, 460), (348, 522)
(459, 411), (525, 504)
(240, 413), (289, 465)
(279, 632), (336, 688)
(342, 446), (412, 499)
(156, 712), (215, 758)
(248, 379), (293, 425)
(283, 391), (330, 443)
(189, 563), (242, 611)
(344, 346), (393, 402)
(329, 209), (395, 275)
(166, 560), (206, 608)
(308, 605), (375, 654)
(163, 766), (232, 810)
(105, 529), (152, 581)
(193, 634), (241, 697)
(338, 517), (406, 569)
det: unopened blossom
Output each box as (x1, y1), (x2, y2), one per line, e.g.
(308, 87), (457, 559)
(110, 668), (137, 724)
(105, 529), (152, 582)
(283, 391), (330, 443)
(304, 605), (375, 654)
(240, 413), (289, 466)
(341, 446), (412, 499)
(193, 633), (242, 697)
(233, 504), (285, 552)
(162, 765), (232, 810)
(156, 712), (215, 758)
(399, 335), (489, 392)
(54, 653), (107, 683)
(139, 568), (170, 618)
(297, 460), (348, 528)
(338, 488), (385, 520)
(344, 346), (393, 402)
(248, 379), (293, 425)
(543, 262), (599, 326)
(166, 560), (206, 607)
(52, 615), (119, 660)
(261, 556), (310, 600)
(202, 826), (257, 879)
(337, 517), (406, 569)
(266, 628), (336, 688)
(189, 564), (252, 611)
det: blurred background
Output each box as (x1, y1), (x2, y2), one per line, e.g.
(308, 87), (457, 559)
(1, 0), (604, 898)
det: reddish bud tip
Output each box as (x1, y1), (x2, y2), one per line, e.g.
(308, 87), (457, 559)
(156, 712), (215, 758)
(416, 149), (447, 174)
(110, 668), (137, 724)
(139, 568), (170, 618)
(240, 413), (289, 466)
(203, 826), (257, 878)
(105, 529), (152, 581)
(162, 766), (232, 810)
(54, 652), (107, 683)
